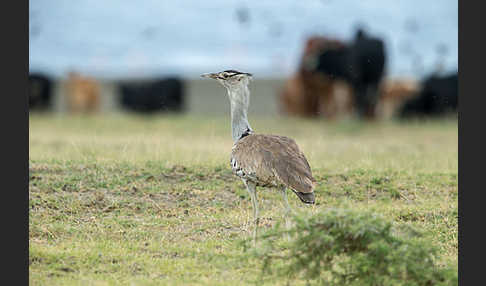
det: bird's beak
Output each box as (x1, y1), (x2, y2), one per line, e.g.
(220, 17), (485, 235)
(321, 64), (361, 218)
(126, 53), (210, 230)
(201, 73), (219, 79)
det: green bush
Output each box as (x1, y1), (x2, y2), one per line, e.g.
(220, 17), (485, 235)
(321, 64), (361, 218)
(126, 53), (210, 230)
(244, 209), (457, 286)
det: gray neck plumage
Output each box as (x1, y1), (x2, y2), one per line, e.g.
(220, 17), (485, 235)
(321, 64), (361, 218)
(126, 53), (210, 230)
(227, 85), (253, 143)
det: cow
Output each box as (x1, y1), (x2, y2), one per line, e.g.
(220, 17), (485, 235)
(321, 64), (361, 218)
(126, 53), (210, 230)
(399, 72), (458, 118)
(309, 29), (387, 119)
(279, 36), (354, 119)
(118, 77), (185, 113)
(376, 78), (420, 119)
(29, 73), (53, 111)
(65, 72), (101, 113)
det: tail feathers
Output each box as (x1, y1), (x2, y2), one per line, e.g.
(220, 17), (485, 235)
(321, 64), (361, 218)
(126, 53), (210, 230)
(294, 191), (315, 204)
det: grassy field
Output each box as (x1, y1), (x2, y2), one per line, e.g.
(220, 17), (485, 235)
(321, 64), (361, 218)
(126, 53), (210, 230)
(29, 113), (458, 285)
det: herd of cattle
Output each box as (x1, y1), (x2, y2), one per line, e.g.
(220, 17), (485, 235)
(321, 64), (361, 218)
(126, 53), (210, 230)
(28, 72), (186, 114)
(280, 29), (458, 119)
(29, 29), (457, 119)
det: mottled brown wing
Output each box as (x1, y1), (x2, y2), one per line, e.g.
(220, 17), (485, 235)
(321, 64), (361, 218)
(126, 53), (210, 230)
(232, 134), (316, 194)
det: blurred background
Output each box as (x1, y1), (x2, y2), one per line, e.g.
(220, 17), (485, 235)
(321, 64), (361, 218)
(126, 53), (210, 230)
(29, 0), (457, 120)
(28, 3), (459, 282)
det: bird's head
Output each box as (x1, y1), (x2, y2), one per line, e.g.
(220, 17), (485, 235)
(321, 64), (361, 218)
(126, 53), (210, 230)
(201, 70), (252, 90)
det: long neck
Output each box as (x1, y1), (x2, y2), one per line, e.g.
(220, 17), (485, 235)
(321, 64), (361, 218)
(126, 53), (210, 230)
(227, 85), (253, 142)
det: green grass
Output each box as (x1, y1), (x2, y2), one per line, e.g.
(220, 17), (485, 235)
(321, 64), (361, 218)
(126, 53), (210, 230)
(29, 114), (457, 285)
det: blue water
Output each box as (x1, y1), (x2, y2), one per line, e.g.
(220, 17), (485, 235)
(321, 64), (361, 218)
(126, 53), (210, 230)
(29, 0), (457, 80)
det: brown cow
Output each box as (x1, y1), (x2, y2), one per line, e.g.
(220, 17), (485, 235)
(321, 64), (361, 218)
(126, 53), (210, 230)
(279, 36), (353, 119)
(376, 78), (419, 119)
(65, 72), (101, 113)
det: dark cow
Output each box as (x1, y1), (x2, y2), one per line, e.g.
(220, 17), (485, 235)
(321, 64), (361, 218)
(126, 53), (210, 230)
(119, 77), (185, 113)
(311, 29), (386, 119)
(399, 73), (458, 118)
(29, 73), (53, 111)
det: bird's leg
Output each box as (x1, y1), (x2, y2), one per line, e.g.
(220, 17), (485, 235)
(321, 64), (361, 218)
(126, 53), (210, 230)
(281, 187), (293, 240)
(245, 181), (259, 246)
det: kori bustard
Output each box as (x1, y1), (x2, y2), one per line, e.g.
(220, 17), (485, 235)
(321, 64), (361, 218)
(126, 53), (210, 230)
(201, 70), (316, 243)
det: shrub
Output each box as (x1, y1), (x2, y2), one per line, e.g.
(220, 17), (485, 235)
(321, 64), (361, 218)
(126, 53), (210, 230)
(244, 208), (457, 285)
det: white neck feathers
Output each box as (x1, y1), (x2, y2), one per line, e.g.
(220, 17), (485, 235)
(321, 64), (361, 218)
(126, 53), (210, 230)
(226, 84), (253, 142)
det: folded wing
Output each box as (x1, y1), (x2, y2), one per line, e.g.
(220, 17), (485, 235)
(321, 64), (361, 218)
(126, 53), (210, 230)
(231, 134), (316, 196)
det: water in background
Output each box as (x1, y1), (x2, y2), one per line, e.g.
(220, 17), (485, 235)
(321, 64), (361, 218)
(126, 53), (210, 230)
(29, 0), (457, 80)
